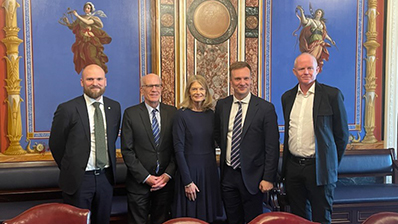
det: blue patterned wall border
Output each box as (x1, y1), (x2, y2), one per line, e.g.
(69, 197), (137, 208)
(139, 0), (147, 78)
(22, 0), (37, 138)
(356, 0), (364, 129)
(264, 0), (272, 102)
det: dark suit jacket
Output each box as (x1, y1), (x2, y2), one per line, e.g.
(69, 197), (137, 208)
(121, 102), (177, 194)
(49, 95), (121, 195)
(215, 94), (280, 195)
(281, 81), (349, 185)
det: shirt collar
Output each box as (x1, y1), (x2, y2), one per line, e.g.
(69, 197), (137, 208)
(297, 83), (315, 95)
(233, 92), (251, 104)
(84, 94), (104, 106)
(144, 102), (160, 114)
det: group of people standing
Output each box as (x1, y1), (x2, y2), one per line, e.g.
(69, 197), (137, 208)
(49, 52), (349, 224)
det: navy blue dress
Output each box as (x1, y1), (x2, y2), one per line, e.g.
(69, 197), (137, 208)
(172, 108), (223, 222)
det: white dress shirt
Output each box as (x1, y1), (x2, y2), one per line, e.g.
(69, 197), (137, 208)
(226, 93), (251, 166)
(84, 94), (109, 171)
(145, 102), (161, 131)
(143, 102), (171, 182)
(288, 84), (316, 158)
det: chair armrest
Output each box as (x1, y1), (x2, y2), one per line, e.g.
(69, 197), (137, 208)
(265, 181), (290, 212)
(393, 160), (398, 183)
(392, 160), (398, 170)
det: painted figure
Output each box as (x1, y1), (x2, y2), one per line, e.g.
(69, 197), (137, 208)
(60, 2), (111, 74)
(293, 4), (336, 72)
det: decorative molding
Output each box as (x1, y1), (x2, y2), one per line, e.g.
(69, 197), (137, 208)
(355, 0), (365, 132)
(139, 0), (148, 77)
(264, 0), (271, 101)
(384, 0), (398, 152)
(258, 0), (263, 98)
(362, 0), (380, 143)
(187, 0), (237, 45)
(1, 0), (25, 155)
(176, 0), (185, 106)
(237, 0), (245, 61)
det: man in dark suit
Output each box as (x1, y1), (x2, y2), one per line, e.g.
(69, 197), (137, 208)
(281, 53), (349, 224)
(49, 64), (121, 224)
(215, 61), (280, 224)
(121, 73), (176, 224)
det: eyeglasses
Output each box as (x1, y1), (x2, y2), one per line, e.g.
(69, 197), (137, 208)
(142, 84), (162, 89)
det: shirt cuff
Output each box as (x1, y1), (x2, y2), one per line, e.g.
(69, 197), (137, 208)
(143, 174), (151, 183)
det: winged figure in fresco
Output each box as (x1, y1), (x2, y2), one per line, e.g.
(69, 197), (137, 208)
(59, 2), (112, 74)
(293, 3), (336, 72)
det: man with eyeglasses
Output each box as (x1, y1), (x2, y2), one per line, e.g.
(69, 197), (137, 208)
(121, 73), (177, 224)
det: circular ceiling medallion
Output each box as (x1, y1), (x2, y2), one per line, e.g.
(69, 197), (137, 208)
(187, 0), (237, 45)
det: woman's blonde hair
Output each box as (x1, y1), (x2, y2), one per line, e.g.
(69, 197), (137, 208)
(179, 75), (213, 110)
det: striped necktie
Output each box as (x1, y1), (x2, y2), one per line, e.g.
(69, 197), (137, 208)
(231, 101), (242, 169)
(152, 109), (160, 146)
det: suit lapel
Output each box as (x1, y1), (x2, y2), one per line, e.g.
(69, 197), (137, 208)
(222, 96), (233, 139)
(139, 103), (157, 149)
(103, 97), (115, 141)
(159, 103), (168, 148)
(284, 85), (298, 123)
(312, 81), (323, 129)
(241, 96), (258, 138)
(76, 96), (90, 142)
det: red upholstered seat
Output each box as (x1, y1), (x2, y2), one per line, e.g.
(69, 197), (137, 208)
(362, 212), (398, 224)
(163, 217), (209, 224)
(3, 203), (90, 224)
(248, 212), (320, 224)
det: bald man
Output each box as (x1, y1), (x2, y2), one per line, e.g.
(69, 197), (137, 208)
(50, 64), (121, 224)
(121, 74), (177, 224)
(281, 53), (349, 224)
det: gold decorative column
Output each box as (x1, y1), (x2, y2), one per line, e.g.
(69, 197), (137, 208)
(1, 0), (25, 154)
(362, 0), (379, 143)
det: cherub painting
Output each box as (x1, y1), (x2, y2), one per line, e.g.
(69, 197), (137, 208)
(59, 2), (112, 74)
(293, 3), (336, 72)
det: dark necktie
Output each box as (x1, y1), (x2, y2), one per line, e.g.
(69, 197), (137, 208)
(231, 101), (243, 169)
(93, 102), (107, 169)
(152, 109), (160, 146)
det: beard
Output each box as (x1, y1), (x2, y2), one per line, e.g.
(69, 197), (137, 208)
(84, 87), (105, 99)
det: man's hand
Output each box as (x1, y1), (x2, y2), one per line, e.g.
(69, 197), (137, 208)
(145, 175), (158, 187)
(150, 173), (170, 191)
(259, 180), (273, 193)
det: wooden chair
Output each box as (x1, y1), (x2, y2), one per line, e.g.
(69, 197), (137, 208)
(3, 203), (90, 224)
(248, 212), (320, 224)
(163, 217), (209, 224)
(362, 212), (398, 224)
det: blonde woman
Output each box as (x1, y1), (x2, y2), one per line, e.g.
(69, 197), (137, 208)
(172, 75), (223, 222)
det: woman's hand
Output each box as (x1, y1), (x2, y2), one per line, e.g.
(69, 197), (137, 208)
(185, 182), (200, 201)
